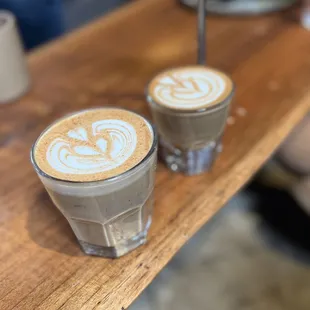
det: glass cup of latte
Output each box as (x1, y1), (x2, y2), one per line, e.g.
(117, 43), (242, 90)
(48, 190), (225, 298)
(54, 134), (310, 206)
(147, 66), (234, 175)
(31, 108), (157, 258)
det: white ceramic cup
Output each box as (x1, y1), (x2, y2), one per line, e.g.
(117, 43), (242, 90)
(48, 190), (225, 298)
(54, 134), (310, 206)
(0, 11), (30, 103)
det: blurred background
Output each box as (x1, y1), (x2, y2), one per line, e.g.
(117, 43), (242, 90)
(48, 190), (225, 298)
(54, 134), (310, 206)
(0, 0), (301, 49)
(63, 0), (127, 31)
(0, 0), (127, 49)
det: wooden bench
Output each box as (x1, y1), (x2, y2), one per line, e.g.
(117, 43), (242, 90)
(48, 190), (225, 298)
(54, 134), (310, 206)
(1, 0), (310, 309)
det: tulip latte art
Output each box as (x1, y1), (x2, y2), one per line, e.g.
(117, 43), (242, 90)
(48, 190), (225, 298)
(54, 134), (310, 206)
(148, 66), (234, 110)
(33, 109), (153, 182)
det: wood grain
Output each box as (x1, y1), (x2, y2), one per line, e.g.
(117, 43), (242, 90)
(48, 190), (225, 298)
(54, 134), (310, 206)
(1, 0), (310, 309)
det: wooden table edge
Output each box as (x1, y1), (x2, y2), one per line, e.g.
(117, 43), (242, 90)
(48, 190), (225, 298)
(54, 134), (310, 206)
(19, 1), (310, 308)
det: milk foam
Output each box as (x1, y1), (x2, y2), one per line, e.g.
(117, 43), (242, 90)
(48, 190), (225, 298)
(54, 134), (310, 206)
(150, 68), (232, 110)
(47, 120), (137, 176)
(33, 109), (154, 182)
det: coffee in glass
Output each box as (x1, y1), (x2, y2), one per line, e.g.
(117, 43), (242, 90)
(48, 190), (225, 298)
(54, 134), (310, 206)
(147, 65), (234, 175)
(31, 108), (157, 258)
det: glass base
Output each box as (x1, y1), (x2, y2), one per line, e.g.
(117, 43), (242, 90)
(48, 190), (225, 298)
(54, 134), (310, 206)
(159, 138), (222, 176)
(78, 217), (151, 258)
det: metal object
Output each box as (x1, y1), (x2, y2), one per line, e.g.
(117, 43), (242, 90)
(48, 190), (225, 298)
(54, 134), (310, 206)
(181, 0), (296, 15)
(197, 0), (206, 65)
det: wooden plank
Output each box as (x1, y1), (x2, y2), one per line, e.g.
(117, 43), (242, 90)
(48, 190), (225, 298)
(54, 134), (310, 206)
(1, 0), (310, 309)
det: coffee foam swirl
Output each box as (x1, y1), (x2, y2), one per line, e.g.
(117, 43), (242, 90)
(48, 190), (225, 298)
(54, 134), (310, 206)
(33, 109), (153, 182)
(47, 120), (137, 175)
(148, 66), (233, 110)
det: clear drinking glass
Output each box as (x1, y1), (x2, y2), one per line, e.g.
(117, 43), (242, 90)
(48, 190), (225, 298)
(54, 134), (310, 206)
(31, 111), (158, 258)
(147, 66), (234, 175)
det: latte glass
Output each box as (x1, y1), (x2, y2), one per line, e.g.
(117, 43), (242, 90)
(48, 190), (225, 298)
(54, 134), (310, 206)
(31, 108), (157, 258)
(147, 66), (234, 175)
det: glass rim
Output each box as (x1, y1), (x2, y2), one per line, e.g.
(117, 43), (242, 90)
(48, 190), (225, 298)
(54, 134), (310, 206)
(30, 107), (158, 185)
(146, 65), (236, 114)
(146, 90), (235, 116)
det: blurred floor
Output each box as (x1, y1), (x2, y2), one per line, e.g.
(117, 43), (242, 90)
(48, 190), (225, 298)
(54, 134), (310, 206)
(130, 186), (310, 310)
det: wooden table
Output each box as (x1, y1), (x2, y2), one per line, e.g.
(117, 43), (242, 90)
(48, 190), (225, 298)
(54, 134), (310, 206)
(1, 0), (310, 309)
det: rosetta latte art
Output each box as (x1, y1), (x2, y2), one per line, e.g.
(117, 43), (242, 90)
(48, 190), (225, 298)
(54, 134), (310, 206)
(153, 70), (227, 109)
(46, 120), (137, 175)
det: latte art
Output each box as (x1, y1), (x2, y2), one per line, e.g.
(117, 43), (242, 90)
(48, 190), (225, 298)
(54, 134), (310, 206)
(148, 67), (233, 110)
(155, 72), (225, 108)
(47, 120), (137, 175)
(33, 109), (153, 182)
